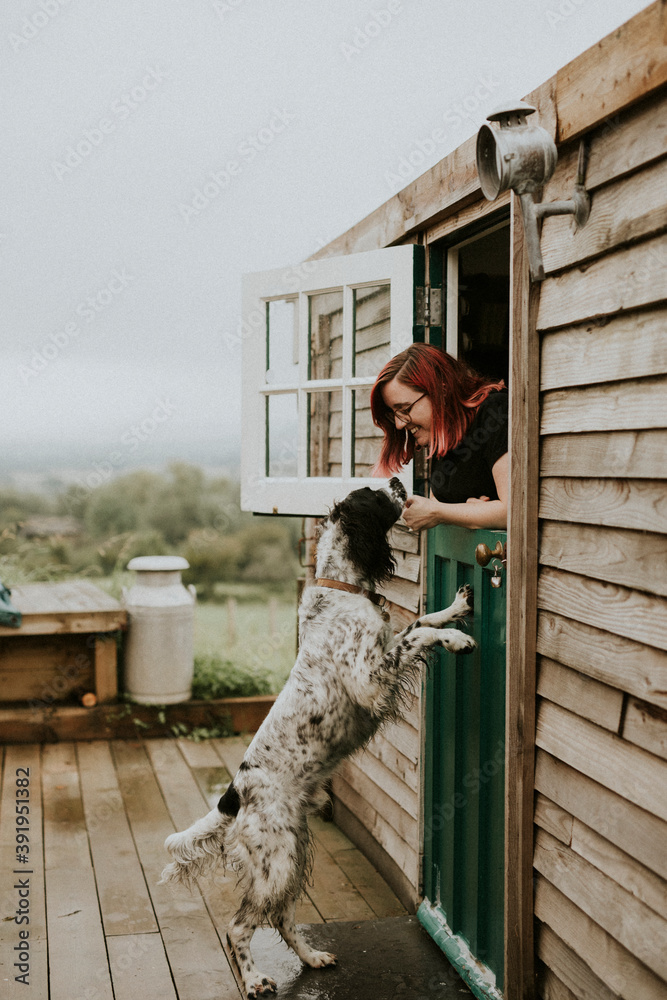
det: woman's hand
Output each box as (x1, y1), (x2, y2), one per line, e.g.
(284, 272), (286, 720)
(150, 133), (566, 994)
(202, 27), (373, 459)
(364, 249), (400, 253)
(402, 496), (444, 531)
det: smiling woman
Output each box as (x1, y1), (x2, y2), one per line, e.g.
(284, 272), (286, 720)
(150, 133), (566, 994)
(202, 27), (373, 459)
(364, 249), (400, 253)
(370, 343), (508, 530)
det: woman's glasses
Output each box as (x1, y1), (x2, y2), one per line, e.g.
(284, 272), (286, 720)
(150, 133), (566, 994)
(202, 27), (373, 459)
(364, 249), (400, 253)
(390, 392), (427, 425)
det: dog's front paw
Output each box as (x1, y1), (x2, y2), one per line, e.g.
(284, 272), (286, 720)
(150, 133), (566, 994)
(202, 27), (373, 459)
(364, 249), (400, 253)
(439, 629), (476, 655)
(451, 584), (473, 619)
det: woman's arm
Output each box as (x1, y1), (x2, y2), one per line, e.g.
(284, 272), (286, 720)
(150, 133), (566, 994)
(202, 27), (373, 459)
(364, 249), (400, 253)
(403, 453), (508, 531)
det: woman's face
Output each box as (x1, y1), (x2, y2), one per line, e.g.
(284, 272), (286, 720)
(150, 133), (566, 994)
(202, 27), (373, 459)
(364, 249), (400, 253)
(381, 377), (433, 448)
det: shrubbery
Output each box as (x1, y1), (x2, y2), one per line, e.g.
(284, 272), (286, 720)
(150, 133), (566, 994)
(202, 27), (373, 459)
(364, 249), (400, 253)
(0, 463), (301, 592)
(191, 653), (274, 700)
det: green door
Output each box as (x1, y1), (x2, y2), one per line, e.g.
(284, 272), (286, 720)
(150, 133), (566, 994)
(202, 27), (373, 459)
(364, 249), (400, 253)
(419, 523), (507, 999)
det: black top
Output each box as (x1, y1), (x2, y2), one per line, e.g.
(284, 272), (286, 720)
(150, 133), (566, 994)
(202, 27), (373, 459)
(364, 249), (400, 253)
(430, 390), (508, 504)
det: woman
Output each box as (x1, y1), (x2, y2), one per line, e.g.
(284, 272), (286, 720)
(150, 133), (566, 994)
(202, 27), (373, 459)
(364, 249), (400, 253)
(370, 343), (508, 531)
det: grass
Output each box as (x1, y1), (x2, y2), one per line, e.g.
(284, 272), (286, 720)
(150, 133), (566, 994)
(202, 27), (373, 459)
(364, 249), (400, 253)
(194, 594), (297, 696)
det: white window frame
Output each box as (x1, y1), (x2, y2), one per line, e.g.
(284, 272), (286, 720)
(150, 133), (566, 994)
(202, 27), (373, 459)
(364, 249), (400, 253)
(241, 245), (419, 515)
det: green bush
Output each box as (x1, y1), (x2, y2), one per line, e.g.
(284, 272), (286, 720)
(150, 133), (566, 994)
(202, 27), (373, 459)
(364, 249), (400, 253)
(97, 530), (170, 575)
(192, 652), (273, 700)
(182, 529), (244, 598)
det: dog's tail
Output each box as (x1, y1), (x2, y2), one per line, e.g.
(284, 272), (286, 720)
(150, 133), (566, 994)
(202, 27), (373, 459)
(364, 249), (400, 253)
(159, 806), (231, 889)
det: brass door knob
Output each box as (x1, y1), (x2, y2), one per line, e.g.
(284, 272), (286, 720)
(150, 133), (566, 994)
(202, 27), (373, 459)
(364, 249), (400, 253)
(475, 541), (506, 567)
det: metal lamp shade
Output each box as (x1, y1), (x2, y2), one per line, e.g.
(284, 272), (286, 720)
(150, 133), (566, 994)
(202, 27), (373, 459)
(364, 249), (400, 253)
(476, 122), (558, 200)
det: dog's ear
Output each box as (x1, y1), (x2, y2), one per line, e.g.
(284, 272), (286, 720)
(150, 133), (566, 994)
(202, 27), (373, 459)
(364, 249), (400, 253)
(336, 495), (397, 586)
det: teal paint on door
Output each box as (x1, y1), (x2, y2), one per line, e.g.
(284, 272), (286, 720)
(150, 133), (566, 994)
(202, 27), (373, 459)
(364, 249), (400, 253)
(422, 523), (507, 996)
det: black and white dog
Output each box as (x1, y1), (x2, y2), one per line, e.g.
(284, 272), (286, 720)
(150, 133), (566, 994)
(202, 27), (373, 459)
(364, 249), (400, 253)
(160, 478), (475, 998)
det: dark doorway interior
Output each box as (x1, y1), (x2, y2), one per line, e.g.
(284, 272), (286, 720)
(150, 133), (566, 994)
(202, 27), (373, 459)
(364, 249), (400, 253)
(457, 225), (510, 386)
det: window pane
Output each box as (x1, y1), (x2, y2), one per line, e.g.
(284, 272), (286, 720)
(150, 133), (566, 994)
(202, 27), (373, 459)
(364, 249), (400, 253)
(353, 386), (383, 477)
(308, 390), (342, 477)
(309, 291), (344, 380)
(266, 299), (298, 384)
(353, 284), (391, 377)
(266, 394), (298, 477)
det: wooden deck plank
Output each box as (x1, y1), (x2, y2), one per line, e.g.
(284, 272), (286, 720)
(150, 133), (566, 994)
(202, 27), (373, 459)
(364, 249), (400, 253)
(77, 741), (157, 936)
(211, 735), (252, 777)
(329, 847), (408, 918)
(107, 933), (179, 1000)
(176, 738), (224, 768)
(42, 742), (114, 1000)
(0, 745), (47, 1000)
(306, 841), (376, 921)
(0, 736), (409, 997)
(111, 740), (240, 1000)
(144, 739), (209, 829)
(191, 765), (232, 809)
(142, 739), (251, 993)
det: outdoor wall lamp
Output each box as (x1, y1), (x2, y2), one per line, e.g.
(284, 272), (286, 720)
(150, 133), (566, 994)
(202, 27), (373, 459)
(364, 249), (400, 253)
(476, 102), (590, 281)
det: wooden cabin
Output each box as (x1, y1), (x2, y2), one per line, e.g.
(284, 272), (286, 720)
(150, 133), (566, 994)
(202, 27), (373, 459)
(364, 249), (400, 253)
(241, 5), (667, 998)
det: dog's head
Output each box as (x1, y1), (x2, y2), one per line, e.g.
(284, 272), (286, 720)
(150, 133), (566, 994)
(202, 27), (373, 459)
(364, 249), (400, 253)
(325, 477), (407, 587)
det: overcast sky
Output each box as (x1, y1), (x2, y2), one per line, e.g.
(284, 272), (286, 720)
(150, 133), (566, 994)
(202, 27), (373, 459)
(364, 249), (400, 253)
(1, 0), (649, 474)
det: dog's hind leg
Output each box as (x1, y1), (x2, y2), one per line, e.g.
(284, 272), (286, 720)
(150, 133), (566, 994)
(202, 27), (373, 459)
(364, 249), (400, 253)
(227, 907), (276, 998)
(276, 897), (337, 968)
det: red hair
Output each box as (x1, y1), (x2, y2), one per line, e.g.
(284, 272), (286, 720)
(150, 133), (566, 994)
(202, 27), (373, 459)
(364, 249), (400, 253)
(370, 343), (505, 476)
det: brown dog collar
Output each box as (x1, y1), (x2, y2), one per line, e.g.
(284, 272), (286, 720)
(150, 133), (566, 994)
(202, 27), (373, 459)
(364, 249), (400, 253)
(315, 578), (388, 612)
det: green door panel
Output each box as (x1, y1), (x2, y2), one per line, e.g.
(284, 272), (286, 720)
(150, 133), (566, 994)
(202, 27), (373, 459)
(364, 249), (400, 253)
(421, 523), (507, 998)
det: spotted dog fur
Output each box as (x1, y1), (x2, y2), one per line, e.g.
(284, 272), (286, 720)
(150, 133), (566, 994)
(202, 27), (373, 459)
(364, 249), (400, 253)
(159, 478), (475, 998)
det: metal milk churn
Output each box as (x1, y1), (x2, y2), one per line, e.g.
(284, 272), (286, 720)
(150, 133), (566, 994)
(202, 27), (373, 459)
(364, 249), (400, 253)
(123, 556), (196, 704)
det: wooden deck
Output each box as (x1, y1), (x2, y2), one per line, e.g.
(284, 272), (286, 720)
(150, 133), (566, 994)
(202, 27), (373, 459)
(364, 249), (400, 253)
(0, 737), (407, 1000)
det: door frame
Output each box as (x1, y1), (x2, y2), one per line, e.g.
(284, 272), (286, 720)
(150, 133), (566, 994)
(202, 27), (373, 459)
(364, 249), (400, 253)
(504, 194), (539, 1000)
(421, 197), (538, 998)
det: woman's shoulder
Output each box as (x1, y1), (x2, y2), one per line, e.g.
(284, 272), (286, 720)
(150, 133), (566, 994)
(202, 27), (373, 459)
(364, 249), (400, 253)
(470, 388), (508, 426)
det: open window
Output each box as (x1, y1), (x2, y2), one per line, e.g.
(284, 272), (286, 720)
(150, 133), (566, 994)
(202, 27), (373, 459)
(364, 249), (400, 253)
(241, 245), (424, 514)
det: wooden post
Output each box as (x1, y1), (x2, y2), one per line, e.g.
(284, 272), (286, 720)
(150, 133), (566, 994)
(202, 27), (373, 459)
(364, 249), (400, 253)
(94, 635), (118, 704)
(505, 193), (540, 999)
(227, 597), (237, 647)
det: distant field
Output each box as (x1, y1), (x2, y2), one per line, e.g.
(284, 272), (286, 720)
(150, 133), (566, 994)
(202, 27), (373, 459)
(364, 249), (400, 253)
(195, 596), (297, 693)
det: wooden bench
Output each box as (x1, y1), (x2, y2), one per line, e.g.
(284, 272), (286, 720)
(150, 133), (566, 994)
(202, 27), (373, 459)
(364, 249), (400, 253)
(0, 581), (127, 705)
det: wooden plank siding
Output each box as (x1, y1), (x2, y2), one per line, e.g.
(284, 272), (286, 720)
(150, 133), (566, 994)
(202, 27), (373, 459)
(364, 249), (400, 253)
(331, 520), (425, 910)
(534, 75), (667, 1000)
